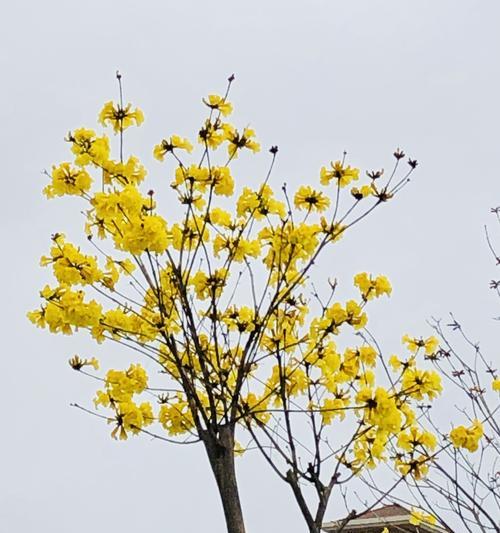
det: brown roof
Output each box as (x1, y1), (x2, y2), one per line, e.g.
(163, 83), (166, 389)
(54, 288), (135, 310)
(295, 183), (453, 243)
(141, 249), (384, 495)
(357, 503), (410, 519)
(322, 504), (449, 533)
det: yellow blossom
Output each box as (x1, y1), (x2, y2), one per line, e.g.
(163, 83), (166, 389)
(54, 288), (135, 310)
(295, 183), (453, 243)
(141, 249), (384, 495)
(242, 393), (270, 425)
(225, 126), (260, 158)
(294, 185), (330, 212)
(320, 161), (359, 188)
(116, 214), (169, 255)
(358, 346), (377, 367)
(102, 156), (147, 186)
(99, 101), (144, 133)
(203, 94), (233, 116)
(40, 233), (103, 286)
(345, 300), (368, 330)
(409, 508), (437, 526)
(354, 272), (392, 300)
(153, 135), (193, 161)
(397, 425), (437, 452)
(396, 454), (431, 480)
(211, 166), (234, 196)
(117, 258), (136, 275)
(69, 128), (110, 167)
(68, 355), (99, 371)
(450, 419), (484, 452)
(402, 334), (439, 356)
(44, 163), (92, 198)
(213, 235), (261, 262)
(321, 397), (348, 424)
(198, 118), (228, 149)
(401, 368), (442, 400)
(237, 184), (285, 220)
(356, 386), (402, 432)
(351, 184), (373, 199)
(190, 269), (228, 300)
(158, 395), (195, 436)
(208, 208), (233, 228)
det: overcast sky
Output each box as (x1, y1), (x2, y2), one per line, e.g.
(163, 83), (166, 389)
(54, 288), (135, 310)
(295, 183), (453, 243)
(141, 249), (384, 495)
(2, 1), (499, 532)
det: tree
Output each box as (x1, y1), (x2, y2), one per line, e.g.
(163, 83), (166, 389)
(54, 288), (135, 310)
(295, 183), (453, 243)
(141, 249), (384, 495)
(353, 212), (500, 533)
(422, 316), (499, 532)
(29, 73), (448, 533)
(395, 210), (500, 533)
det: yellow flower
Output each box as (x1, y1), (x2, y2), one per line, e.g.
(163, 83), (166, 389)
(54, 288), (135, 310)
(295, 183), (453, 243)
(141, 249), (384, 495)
(222, 306), (257, 333)
(44, 163), (92, 198)
(402, 334), (439, 356)
(153, 135), (193, 161)
(294, 185), (330, 212)
(29, 285), (103, 335)
(396, 454), (431, 480)
(237, 184), (285, 220)
(356, 386), (402, 432)
(108, 400), (153, 440)
(320, 161), (359, 188)
(319, 218), (346, 242)
(159, 399), (195, 436)
(190, 269), (228, 300)
(450, 420), (484, 452)
(69, 128), (110, 167)
(203, 94), (233, 116)
(117, 214), (169, 255)
(198, 118), (228, 149)
(265, 365), (308, 402)
(492, 378), (500, 392)
(409, 508), (437, 526)
(345, 300), (368, 330)
(102, 156), (147, 186)
(173, 164), (210, 191)
(208, 208), (233, 228)
(397, 426), (437, 452)
(389, 354), (415, 372)
(211, 166), (234, 196)
(171, 216), (209, 251)
(321, 397), (348, 424)
(242, 393), (271, 425)
(374, 275), (392, 297)
(225, 126), (260, 158)
(401, 368), (442, 400)
(117, 258), (136, 275)
(40, 234), (103, 286)
(214, 235), (261, 262)
(98, 101), (144, 133)
(354, 272), (392, 300)
(399, 403), (416, 426)
(68, 355), (99, 371)
(351, 184), (373, 199)
(358, 346), (377, 367)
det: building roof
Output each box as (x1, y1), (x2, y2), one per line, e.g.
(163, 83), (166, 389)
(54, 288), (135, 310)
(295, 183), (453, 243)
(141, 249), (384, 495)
(357, 504), (409, 519)
(322, 504), (449, 533)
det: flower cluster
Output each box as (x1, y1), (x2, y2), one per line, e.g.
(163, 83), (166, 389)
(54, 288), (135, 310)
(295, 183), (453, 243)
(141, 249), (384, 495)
(450, 419), (484, 452)
(94, 364), (153, 440)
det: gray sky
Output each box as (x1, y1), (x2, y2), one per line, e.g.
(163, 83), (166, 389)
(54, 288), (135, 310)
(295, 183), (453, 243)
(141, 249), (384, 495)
(2, 1), (499, 532)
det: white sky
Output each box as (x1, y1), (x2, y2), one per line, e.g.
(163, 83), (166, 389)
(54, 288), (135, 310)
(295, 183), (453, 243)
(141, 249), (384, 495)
(1, 1), (499, 532)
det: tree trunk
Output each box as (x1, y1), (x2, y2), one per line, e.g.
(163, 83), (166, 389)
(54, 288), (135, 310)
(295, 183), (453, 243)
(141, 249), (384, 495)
(203, 425), (246, 533)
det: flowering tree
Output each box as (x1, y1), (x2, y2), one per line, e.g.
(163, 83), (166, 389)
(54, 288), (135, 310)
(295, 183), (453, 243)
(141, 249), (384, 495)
(353, 215), (499, 533)
(389, 211), (500, 533)
(418, 316), (499, 533)
(29, 73), (449, 533)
